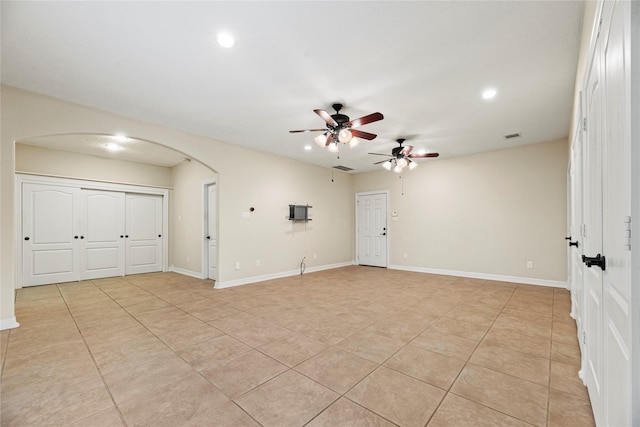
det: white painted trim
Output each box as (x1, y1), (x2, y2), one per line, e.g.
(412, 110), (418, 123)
(215, 261), (354, 289)
(201, 179), (217, 281)
(0, 317), (20, 331)
(169, 266), (205, 279)
(388, 264), (567, 288)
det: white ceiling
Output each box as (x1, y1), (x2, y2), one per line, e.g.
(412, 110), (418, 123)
(1, 1), (584, 173)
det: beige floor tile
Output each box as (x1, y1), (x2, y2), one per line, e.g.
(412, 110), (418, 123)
(209, 313), (291, 347)
(482, 328), (551, 359)
(551, 340), (581, 366)
(337, 327), (406, 364)
(427, 393), (529, 427)
(235, 369), (338, 427)
(547, 388), (595, 427)
(550, 360), (589, 399)
(123, 298), (172, 315)
(291, 317), (364, 345)
(118, 374), (232, 426)
(469, 342), (550, 385)
(428, 317), (490, 341)
(257, 332), (327, 367)
(177, 334), (252, 371)
(491, 315), (552, 340)
(307, 397), (396, 426)
(295, 346), (377, 394)
(91, 335), (175, 374)
(102, 354), (196, 404)
(155, 322), (225, 351)
(347, 366), (445, 427)
(451, 364), (548, 426)
(68, 407), (125, 427)
(201, 350), (288, 398)
(384, 344), (466, 390)
(366, 317), (433, 342)
(412, 329), (478, 361)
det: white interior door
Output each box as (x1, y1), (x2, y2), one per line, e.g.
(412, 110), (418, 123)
(81, 190), (125, 279)
(569, 133), (585, 353)
(125, 194), (163, 275)
(22, 183), (81, 286)
(582, 35), (605, 423)
(600, 1), (632, 424)
(206, 183), (217, 280)
(357, 192), (388, 267)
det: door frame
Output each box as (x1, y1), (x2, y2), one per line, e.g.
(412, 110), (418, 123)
(15, 173), (169, 288)
(201, 178), (218, 280)
(355, 190), (390, 268)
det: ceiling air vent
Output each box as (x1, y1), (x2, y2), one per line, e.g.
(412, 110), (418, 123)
(504, 132), (522, 140)
(333, 165), (353, 172)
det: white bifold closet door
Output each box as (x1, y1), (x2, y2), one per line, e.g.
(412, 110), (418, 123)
(22, 184), (163, 286)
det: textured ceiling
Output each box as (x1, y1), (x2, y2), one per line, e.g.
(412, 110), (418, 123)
(1, 1), (584, 172)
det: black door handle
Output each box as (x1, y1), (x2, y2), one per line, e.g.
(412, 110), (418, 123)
(381, 232), (386, 236)
(582, 254), (606, 271)
(565, 236), (571, 240)
(24, 237), (30, 241)
(206, 236), (211, 240)
(80, 236), (84, 239)
(569, 241), (579, 247)
(74, 236), (79, 239)
(125, 235), (129, 238)
(158, 235), (162, 238)
(120, 235), (124, 238)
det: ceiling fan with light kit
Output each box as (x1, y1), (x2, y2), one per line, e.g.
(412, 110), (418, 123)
(289, 103), (384, 152)
(369, 138), (439, 173)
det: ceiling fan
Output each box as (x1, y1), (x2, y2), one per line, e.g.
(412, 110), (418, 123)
(369, 138), (439, 172)
(289, 103), (384, 152)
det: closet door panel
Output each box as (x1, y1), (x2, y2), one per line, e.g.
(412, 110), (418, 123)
(22, 184), (81, 286)
(81, 190), (126, 279)
(125, 194), (163, 275)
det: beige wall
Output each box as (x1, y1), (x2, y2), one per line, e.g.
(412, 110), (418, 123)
(15, 143), (172, 187)
(353, 139), (569, 282)
(1, 86), (355, 327)
(169, 159), (216, 274)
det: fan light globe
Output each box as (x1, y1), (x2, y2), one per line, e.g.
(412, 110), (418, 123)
(338, 128), (352, 143)
(393, 165), (403, 173)
(349, 137), (360, 149)
(409, 161), (418, 170)
(397, 158), (408, 168)
(382, 161), (393, 171)
(327, 142), (339, 153)
(314, 134), (327, 147)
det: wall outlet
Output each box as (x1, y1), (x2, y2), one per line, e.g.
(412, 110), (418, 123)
(256, 260), (261, 267)
(526, 260), (533, 269)
(235, 262), (240, 270)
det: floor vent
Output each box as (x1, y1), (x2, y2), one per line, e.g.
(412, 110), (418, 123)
(333, 165), (354, 171)
(504, 132), (522, 140)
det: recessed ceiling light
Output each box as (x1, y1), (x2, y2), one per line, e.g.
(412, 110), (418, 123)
(104, 143), (123, 152)
(216, 32), (236, 48)
(304, 145), (312, 151)
(482, 88), (497, 100)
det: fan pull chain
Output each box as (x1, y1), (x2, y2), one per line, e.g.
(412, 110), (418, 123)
(400, 174), (404, 196)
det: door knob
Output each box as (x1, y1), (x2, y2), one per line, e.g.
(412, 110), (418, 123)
(120, 235), (124, 238)
(158, 234), (162, 238)
(582, 253), (606, 271)
(74, 236), (79, 239)
(125, 235), (129, 238)
(381, 232), (386, 236)
(206, 236), (211, 240)
(565, 236), (571, 240)
(569, 241), (579, 247)
(24, 237), (30, 241)
(80, 236), (84, 239)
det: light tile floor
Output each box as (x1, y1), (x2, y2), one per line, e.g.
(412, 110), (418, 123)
(0, 267), (595, 426)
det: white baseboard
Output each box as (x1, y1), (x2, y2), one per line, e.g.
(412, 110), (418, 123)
(388, 264), (567, 288)
(0, 317), (20, 331)
(215, 261), (354, 289)
(168, 266), (205, 279)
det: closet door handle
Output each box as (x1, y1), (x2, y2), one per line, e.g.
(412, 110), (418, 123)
(74, 236), (79, 239)
(125, 235), (129, 238)
(206, 236), (211, 240)
(80, 236), (84, 239)
(120, 235), (124, 238)
(582, 254), (606, 271)
(158, 234), (162, 238)
(24, 237), (30, 241)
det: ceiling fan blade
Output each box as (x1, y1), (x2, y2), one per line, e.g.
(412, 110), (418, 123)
(348, 112), (384, 128)
(314, 109), (338, 127)
(400, 145), (414, 156)
(368, 152), (392, 156)
(409, 152), (440, 158)
(374, 159), (392, 164)
(351, 129), (377, 140)
(289, 128), (326, 133)
(325, 134), (334, 146)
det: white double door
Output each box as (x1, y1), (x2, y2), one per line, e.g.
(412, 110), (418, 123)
(577, 1), (634, 425)
(22, 183), (163, 286)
